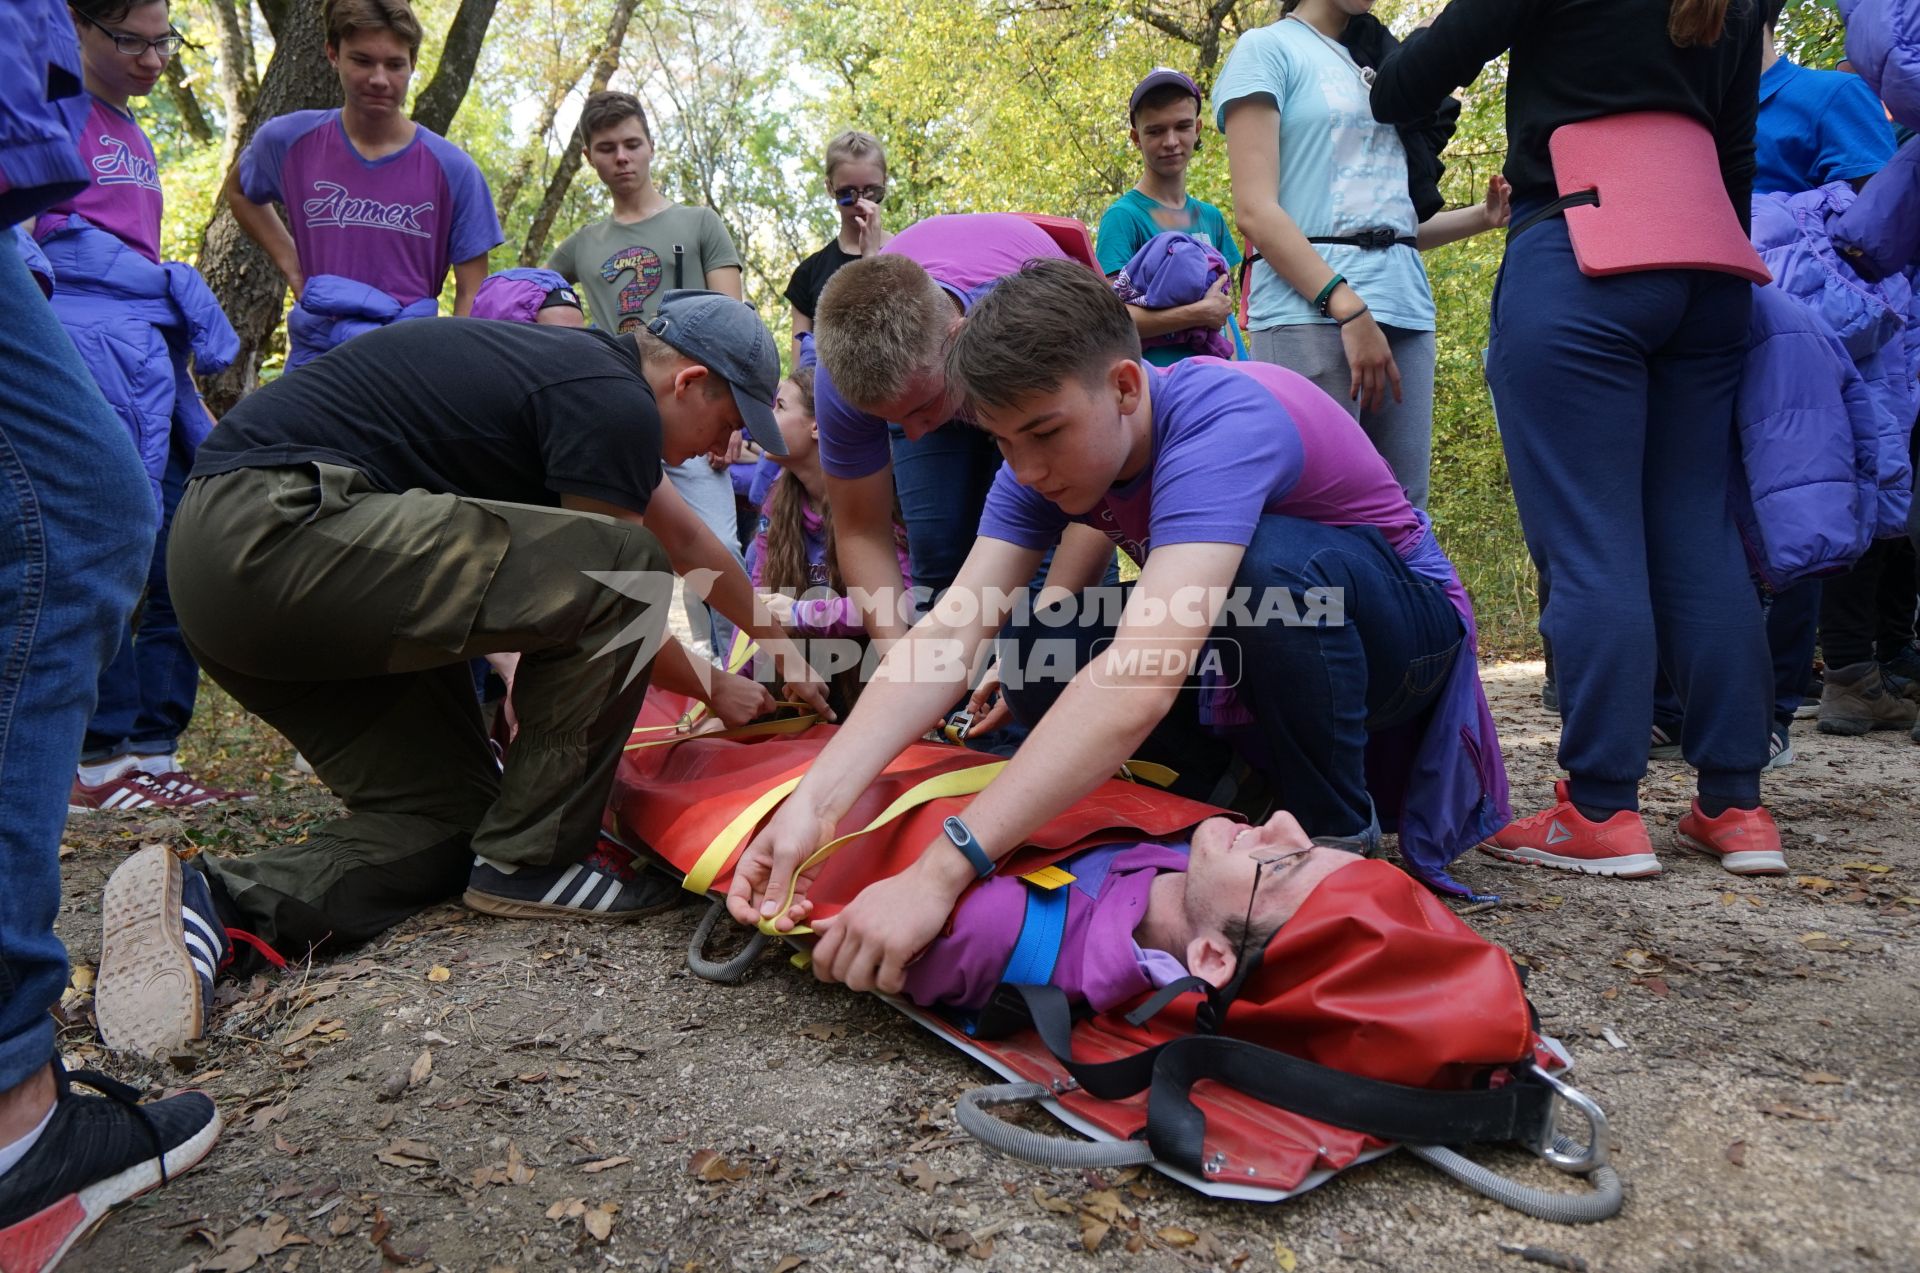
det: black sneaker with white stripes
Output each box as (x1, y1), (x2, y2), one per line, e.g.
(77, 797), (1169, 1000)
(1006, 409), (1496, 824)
(0, 1064), (220, 1273)
(464, 841), (683, 922)
(95, 846), (228, 1058)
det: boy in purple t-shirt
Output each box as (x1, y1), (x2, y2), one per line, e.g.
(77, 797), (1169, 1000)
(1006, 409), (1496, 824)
(728, 261), (1509, 993)
(811, 213), (1117, 639)
(225, 0), (502, 367)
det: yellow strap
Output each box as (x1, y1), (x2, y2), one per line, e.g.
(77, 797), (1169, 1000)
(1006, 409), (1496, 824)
(623, 704), (816, 753)
(759, 761), (1007, 935)
(682, 775), (807, 894)
(1118, 760), (1180, 788)
(726, 630), (758, 673)
(1021, 864), (1076, 891)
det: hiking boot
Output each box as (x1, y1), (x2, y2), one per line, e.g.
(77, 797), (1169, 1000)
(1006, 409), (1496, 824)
(96, 847), (224, 1057)
(1883, 642), (1920, 684)
(1883, 668), (1920, 706)
(1478, 780), (1661, 878)
(143, 768), (253, 806)
(1765, 723), (1795, 771)
(1816, 661), (1918, 735)
(67, 771), (188, 814)
(464, 841), (684, 922)
(1649, 721), (1683, 762)
(1677, 801), (1787, 875)
(0, 1064), (220, 1272)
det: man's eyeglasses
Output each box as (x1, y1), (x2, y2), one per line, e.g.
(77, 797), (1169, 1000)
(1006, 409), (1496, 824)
(834, 184), (887, 207)
(77, 12), (188, 58)
(1233, 843), (1313, 976)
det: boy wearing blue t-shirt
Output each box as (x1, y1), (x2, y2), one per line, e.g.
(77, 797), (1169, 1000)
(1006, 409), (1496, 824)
(1095, 68), (1242, 365)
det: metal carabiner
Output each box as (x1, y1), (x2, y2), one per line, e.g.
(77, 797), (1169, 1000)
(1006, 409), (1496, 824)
(1529, 1064), (1610, 1173)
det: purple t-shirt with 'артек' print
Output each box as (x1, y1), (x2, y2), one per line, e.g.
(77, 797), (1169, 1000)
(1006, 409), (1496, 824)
(238, 109), (502, 307)
(39, 95), (162, 262)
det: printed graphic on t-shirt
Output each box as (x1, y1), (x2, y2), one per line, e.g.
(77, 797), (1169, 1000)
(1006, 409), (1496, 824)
(1314, 59), (1406, 233)
(301, 181), (436, 238)
(90, 133), (159, 191)
(602, 245), (665, 331)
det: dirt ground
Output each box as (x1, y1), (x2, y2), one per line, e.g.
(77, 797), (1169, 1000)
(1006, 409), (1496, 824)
(49, 661), (1920, 1273)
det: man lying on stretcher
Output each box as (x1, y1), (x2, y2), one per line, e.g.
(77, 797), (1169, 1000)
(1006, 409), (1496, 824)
(900, 810), (1357, 1014)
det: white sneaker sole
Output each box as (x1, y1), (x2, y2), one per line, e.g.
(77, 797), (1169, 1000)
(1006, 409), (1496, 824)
(95, 845), (204, 1058)
(0, 1104), (221, 1273)
(1477, 843), (1663, 878)
(1678, 833), (1787, 875)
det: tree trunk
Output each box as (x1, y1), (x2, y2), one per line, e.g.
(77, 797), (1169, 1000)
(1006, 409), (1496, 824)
(256, 0), (288, 42)
(410, 0), (498, 135)
(518, 0), (641, 265)
(196, 0), (343, 416)
(162, 59), (214, 146)
(492, 51), (590, 222)
(212, 0), (260, 168)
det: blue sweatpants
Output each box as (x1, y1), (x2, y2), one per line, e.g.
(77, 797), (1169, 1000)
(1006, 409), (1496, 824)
(1487, 214), (1769, 812)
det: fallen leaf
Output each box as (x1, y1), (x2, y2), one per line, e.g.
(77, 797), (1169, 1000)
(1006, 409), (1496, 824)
(544, 1198), (586, 1221)
(798, 1023), (845, 1041)
(1078, 1216), (1110, 1252)
(1274, 1240), (1298, 1272)
(1796, 876), (1837, 893)
(1840, 862), (1892, 873)
(688, 1148), (750, 1182)
(69, 965), (95, 992)
(772, 1259), (807, 1273)
(250, 1103), (288, 1133)
(1640, 977), (1670, 999)
(198, 1215), (309, 1273)
(1081, 1188), (1132, 1223)
(273, 1132), (303, 1157)
(581, 1156), (631, 1174)
(1032, 1187), (1073, 1215)
(426, 966), (451, 983)
(1725, 1139), (1747, 1168)
(374, 1138), (439, 1169)
(327, 1210), (355, 1238)
(582, 1203), (616, 1242)
(902, 1160), (961, 1192)
(801, 1186), (843, 1206)
(1157, 1226), (1198, 1246)
(284, 1017), (344, 1045)
(408, 1049), (432, 1088)
(1802, 1070), (1847, 1085)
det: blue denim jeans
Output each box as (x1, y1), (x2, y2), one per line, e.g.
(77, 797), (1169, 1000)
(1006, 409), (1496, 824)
(997, 516), (1461, 839)
(0, 237), (153, 1092)
(82, 428), (199, 761)
(888, 421), (1003, 604)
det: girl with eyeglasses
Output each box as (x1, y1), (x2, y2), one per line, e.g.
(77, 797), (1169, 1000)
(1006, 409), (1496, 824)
(37, 0), (253, 814)
(785, 130), (892, 366)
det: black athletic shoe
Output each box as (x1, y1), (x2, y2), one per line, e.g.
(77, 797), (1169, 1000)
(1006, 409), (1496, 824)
(465, 841), (684, 922)
(0, 1065), (220, 1272)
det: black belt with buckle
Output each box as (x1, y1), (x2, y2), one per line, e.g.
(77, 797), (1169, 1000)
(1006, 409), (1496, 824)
(1307, 227), (1417, 250)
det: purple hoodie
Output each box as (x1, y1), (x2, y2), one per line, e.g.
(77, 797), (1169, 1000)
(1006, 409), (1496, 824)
(901, 843), (1192, 1014)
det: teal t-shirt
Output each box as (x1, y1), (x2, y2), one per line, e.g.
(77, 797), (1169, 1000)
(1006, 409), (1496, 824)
(1095, 190), (1243, 365)
(1212, 17), (1434, 333)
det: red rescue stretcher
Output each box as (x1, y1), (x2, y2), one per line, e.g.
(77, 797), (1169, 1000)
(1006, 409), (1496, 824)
(602, 692), (1622, 1221)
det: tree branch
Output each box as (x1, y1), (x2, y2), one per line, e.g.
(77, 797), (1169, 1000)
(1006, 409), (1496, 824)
(519, 0), (642, 266)
(411, 0), (499, 135)
(162, 58), (215, 146)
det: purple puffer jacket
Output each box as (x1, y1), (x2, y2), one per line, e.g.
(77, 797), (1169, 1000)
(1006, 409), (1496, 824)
(287, 274), (438, 369)
(471, 266), (574, 323)
(1111, 231), (1234, 360)
(35, 215), (238, 515)
(1833, 136), (1920, 282)
(0, 0), (89, 226)
(1751, 185), (1915, 540)
(1840, 0), (1920, 131)
(1734, 284), (1881, 586)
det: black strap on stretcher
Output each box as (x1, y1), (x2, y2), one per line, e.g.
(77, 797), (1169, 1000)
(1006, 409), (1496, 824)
(989, 981), (1555, 1176)
(1507, 189), (1601, 242)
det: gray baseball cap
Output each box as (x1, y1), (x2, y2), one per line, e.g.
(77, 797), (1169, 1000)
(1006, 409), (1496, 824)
(646, 290), (787, 456)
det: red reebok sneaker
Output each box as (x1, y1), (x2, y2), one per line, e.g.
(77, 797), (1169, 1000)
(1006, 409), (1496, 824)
(1676, 801), (1788, 875)
(1478, 780), (1662, 878)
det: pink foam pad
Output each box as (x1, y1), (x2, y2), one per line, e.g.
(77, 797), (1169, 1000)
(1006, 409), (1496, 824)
(1550, 112), (1772, 284)
(1015, 213), (1100, 271)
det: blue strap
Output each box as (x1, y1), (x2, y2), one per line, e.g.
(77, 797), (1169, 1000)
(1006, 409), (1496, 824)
(1002, 879), (1071, 988)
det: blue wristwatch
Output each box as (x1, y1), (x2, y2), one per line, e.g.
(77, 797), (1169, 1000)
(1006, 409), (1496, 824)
(942, 815), (995, 880)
